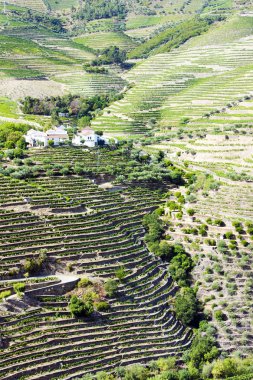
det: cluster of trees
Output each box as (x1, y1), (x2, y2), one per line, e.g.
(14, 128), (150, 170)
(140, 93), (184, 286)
(174, 287), (197, 325)
(69, 294), (94, 318)
(0, 164), (39, 180)
(75, 331), (253, 379)
(21, 94), (122, 125)
(114, 147), (184, 185)
(74, 0), (127, 21)
(0, 122), (28, 150)
(143, 209), (196, 324)
(143, 211), (193, 282)
(91, 46), (127, 66)
(17, 9), (65, 33)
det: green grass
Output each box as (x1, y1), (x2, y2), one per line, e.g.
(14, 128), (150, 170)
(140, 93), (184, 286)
(73, 31), (137, 51)
(183, 15), (253, 48)
(46, 0), (79, 11)
(0, 97), (18, 117)
(0, 35), (46, 56)
(125, 14), (187, 30)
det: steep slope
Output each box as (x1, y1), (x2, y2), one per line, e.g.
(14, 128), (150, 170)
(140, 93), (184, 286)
(0, 148), (192, 379)
(91, 14), (253, 135)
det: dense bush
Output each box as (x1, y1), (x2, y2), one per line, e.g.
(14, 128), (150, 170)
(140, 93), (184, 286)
(92, 46), (126, 66)
(169, 250), (193, 286)
(95, 301), (110, 312)
(0, 123), (29, 149)
(105, 279), (118, 297)
(21, 93), (122, 119)
(175, 287), (198, 325)
(185, 322), (219, 374)
(69, 295), (94, 317)
(78, 278), (92, 288)
(74, 0), (127, 21)
(0, 290), (11, 301)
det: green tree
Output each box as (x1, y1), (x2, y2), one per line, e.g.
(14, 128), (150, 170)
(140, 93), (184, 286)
(69, 295), (94, 318)
(124, 364), (149, 380)
(175, 287), (197, 325)
(212, 358), (238, 378)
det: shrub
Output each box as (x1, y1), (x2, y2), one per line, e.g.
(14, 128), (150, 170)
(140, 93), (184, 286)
(47, 140), (54, 148)
(95, 301), (110, 312)
(224, 231), (235, 240)
(212, 358), (238, 378)
(0, 290), (11, 301)
(123, 364), (149, 380)
(215, 310), (226, 321)
(13, 283), (26, 295)
(105, 279), (118, 297)
(69, 295), (94, 318)
(115, 266), (126, 281)
(78, 278), (92, 288)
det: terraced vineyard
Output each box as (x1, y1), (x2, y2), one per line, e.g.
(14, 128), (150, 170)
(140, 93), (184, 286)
(0, 147), (193, 379)
(91, 15), (253, 135)
(145, 128), (253, 354)
(1, 1), (253, 379)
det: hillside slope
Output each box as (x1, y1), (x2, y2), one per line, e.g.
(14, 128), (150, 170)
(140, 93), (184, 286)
(91, 14), (253, 135)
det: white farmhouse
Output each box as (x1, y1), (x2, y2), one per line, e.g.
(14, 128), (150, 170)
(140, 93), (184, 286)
(25, 127), (69, 147)
(72, 127), (106, 147)
(46, 128), (69, 146)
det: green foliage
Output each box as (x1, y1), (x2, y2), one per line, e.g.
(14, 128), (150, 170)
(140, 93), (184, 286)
(115, 266), (126, 281)
(74, 0), (126, 21)
(186, 322), (219, 371)
(95, 301), (110, 312)
(105, 279), (118, 297)
(96, 372), (114, 380)
(128, 17), (214, 59)
(48, 140), (54, 148)
(143, 211), (164, 245)
(0, 122), (29, 149)
(20, 9), (65, 33)
(212, 358), (240, 378)
(169, 250), (193, 286)
(21, 94), (123, 121)
(92, 46), (126, 66)
(69, 295), (94, 318)
(0, 290), (11, 301)
(214, 310), (226, 321)
(23, 252), (47, 275)
(175, 287), (198, 325)
(13, 282), (26, 295)
(78, 278), (92, 288)
(123, 364), (149, 380)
